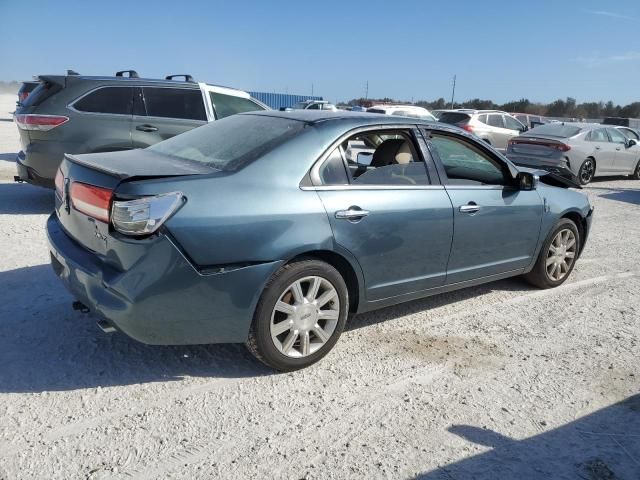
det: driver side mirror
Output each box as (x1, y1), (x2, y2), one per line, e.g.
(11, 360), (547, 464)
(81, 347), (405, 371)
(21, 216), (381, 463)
(357, 152), (373, 166)
(627, 139), (637, 148)
(517, 171), (538, 190)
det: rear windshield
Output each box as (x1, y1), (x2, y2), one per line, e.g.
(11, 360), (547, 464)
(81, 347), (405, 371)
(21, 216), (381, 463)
(20, 82), (60, 108)
(527, 124), (582, 138)
(438, 112), (471, 125)
(148, 114), (304, 171)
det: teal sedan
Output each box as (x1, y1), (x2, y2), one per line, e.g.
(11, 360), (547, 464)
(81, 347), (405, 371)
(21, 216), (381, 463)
(47, 111), (593, 371)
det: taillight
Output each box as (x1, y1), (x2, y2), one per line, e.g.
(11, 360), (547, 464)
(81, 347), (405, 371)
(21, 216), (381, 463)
(14, 114), (69, 131)
(509, 139), (571, 152)
(111, 192), (185, 236)
(552, 144), (571, 152)
(70, 182), (113, 223)
(54, 169), (64, 198)
(461, 124), (474, 133)
(19, 92), (28, 101)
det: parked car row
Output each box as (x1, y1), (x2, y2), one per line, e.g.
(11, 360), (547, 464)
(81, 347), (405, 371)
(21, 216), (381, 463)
(13, 70), (268, 187)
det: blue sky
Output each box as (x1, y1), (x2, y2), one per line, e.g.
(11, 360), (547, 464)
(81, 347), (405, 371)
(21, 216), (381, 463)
(1, 0), (639, 104)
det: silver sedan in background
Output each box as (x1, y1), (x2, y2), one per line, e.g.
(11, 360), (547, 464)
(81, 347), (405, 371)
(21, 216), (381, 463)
(506, 123), (640, 184)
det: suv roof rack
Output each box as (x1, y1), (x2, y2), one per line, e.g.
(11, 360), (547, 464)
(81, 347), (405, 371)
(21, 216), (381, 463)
(67, 69), (80, 76)
(165, 74), (195, 83)
(115, 70), (139, 78)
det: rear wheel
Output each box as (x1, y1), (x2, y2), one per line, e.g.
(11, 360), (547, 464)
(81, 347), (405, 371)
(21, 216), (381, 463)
(631, 160), (640, 180)
(524, 218), (580, 289)
(246, 259), (348, 371)
(578, 158), (595, 185)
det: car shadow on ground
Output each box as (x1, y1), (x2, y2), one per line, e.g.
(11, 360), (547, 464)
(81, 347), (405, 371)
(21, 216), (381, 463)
(584, 178), (640, 206)
(412, 394), (640, 479)
(348, 277), (535, 332)
(0, 182), (54, 214)
(0, 264), (273, 394)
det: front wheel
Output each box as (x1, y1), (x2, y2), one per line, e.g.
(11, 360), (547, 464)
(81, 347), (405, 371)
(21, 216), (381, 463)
(578, 158), (595, 185)
(246, 259), (348, 371)
(524, 219), (580, 289)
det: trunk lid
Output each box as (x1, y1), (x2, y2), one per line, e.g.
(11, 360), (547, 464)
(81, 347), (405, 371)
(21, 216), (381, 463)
(508, 136), (569, 158)
(55, 149), (216, 263)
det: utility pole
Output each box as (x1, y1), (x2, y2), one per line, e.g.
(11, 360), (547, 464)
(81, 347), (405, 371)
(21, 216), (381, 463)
(450, 74), (456, 109)
(365, 80), (369, 100)
(311, 83), (314, 97)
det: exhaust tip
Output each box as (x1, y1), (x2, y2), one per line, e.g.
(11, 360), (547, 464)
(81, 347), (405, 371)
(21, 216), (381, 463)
(96, 320), (117, 334)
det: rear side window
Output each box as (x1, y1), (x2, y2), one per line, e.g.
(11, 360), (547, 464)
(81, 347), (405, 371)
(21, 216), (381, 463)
(588, 129), (608, 142)
(210, 92), (264, 119)
(318, 148), (349, 185)
(142, 87), (206, 120)
(73, 87), (133, 115)
(438, 112), (471, 126)
(486, 114), (505, 128)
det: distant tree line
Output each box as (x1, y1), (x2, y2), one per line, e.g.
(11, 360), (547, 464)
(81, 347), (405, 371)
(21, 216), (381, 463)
(345, 97), (640, 119)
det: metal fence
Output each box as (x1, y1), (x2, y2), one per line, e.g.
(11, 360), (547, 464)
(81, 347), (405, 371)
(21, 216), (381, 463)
(249, 92), (323, 110)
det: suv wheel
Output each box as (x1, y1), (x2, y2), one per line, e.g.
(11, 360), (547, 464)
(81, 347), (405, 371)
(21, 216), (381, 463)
(246, 259), (348, 371)
(524, 218), (580, 289)
(578, 158), (595, 185)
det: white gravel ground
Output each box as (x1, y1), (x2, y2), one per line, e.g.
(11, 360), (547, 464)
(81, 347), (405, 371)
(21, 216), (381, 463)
(0, 93), (638, 479)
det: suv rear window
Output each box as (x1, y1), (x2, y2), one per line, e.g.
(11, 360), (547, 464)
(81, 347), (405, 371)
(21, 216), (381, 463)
(210, 92), (264, 119)
(20, 82), (60, 108)
(528, 124), (582, 138)
(73, 87), (133, 115)
(142, 87), (206, 121)
(148, 114), (304, 171)
(438, 112), (471, 126)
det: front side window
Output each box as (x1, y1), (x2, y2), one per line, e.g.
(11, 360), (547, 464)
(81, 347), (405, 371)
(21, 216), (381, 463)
(210, 92), (264, 119)
(430, 134), (507, 186)
(73, 87), (133, 115)
(618, 128), (640, 140)
(142, 87), (206, 121)
(504, 115), (525, 131)
(607, 128), (627, 144)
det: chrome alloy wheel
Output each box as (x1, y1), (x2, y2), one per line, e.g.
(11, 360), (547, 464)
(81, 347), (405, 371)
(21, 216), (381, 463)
(270, 276), (340, 358)
(546, 228), (577, 281)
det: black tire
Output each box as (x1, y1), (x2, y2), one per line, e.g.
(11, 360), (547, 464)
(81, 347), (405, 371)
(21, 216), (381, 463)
(631, 160), (640, 180)
(246, 259), (348, 371)
(578, 158), (595, 185)
(524, 218), (580, 289)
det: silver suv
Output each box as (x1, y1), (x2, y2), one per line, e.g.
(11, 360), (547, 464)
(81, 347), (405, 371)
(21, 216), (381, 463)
(438, 110), (527, 151)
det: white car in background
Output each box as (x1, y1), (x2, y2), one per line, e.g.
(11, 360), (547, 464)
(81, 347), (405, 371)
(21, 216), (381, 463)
(367, 104), (437, 121)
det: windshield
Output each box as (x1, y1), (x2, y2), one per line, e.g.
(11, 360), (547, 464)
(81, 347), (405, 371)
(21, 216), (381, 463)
(526, 124), (582, 138)
(148, 114), (304, 171)
(438, 112), (471, 126)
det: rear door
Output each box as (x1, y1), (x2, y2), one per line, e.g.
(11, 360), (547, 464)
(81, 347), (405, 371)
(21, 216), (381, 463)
(425, 129), (543, 284)
(589, 128), (616, 173)
(69, 86), (134, 152)
(131, 86), (207, 148)
(313, 126), (454, 302)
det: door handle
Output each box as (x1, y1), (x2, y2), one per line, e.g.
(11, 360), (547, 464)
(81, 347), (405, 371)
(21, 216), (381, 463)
(459, 202), (481, 214)
(136, 124), (158, 132)
(335, 207), (369, 220)
(616, 147), (621, 151)
(595, 146), (601, 150)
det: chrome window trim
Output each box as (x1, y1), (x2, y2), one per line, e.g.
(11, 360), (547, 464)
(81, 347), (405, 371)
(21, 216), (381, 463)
(67, 84), (205, 120)
(308, 124), (427, 187)
(444, 185), (514, 190)
(300, 184), (446, 191)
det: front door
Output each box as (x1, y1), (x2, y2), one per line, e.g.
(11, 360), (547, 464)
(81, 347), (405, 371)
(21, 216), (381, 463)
(131, 86), (207, 148)
(313, 128), (454, 302)
(607, 128), (638, 173)
(426, 130), (543, 284)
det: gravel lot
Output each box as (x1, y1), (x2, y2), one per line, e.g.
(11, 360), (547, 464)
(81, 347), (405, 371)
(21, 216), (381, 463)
(0, 93), (638, 479)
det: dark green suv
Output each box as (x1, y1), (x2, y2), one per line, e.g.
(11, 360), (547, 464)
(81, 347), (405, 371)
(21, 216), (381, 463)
(14, 70), (267, 187)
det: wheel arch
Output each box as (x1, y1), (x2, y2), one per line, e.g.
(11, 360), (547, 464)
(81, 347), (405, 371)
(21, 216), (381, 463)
(286, 249), (363, 314)
(560, 210), (587, 254)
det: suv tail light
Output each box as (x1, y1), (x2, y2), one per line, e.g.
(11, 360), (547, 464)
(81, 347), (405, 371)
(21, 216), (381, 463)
(461, 124), (474, 133)
(14, 114), (69, 131)
(70, 183), (112, 223)
(111, 192), (184, 236)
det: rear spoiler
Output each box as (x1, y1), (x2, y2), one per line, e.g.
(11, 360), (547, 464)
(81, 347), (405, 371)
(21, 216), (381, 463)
(36, 75), (67, 87)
